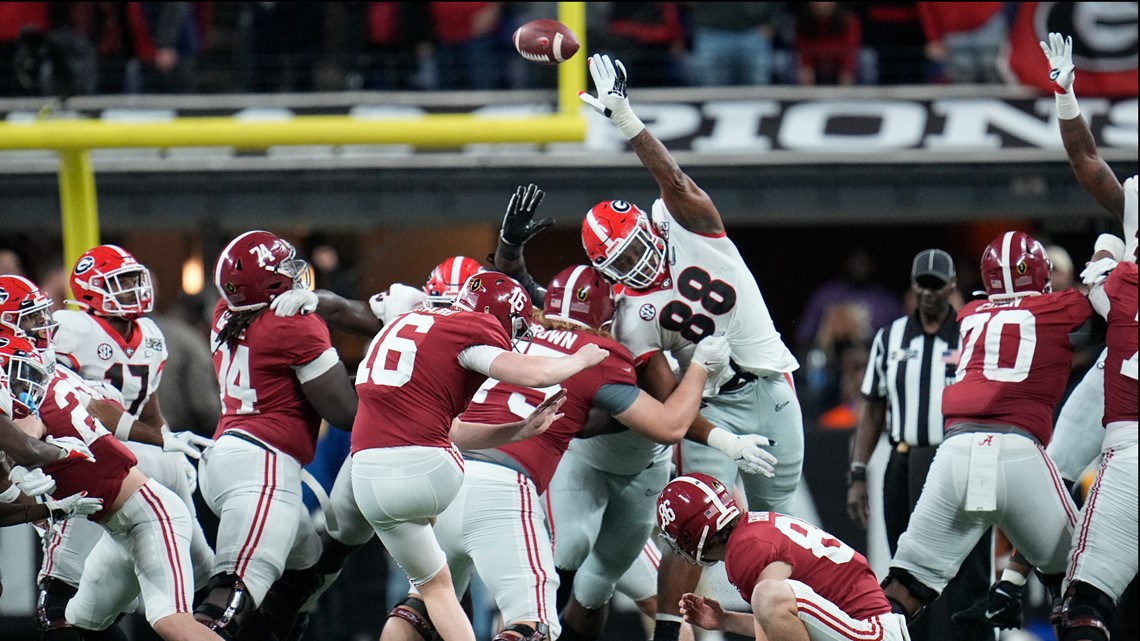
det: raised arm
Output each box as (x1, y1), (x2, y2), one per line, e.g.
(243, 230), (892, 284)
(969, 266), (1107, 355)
(271, 289), (383, 337)
(1041, 32), (1125, 219)
(580, 54), (723, 235)
(487, 343), (609, 388)
(492, 183), (553, 306)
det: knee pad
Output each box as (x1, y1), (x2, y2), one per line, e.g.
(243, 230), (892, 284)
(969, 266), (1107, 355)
(883, 568), (939, 604)
(37, 578), (78, 632)
(193, 573), (252, 640)
(493, 622), (549, 641)
(1036, 570), (1065, 602)
(1061, 581), (1115, 641)
(258, 566), (324, 640)
(388, 596), (434, 641)
(555, 568), (576, 613)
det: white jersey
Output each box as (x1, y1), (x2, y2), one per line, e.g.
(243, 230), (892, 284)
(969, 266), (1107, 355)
(1124, 175), (1137, 261)
(53, 310), (167, 419)
(611, 200), (798, 375)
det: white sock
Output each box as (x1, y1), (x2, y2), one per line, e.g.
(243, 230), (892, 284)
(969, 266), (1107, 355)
(1001, 568), (1028, 587)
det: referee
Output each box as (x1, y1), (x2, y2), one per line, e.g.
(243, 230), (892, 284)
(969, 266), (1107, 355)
(847, 249), (993, 641)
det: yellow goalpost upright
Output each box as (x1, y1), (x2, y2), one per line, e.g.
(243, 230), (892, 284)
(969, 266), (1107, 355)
(0, 2), (587, 271)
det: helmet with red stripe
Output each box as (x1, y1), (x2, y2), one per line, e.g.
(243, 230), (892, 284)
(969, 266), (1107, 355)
(581, 200), (666, 290)
(424, 256), (484, 307)
(543, 265), (615, 330)
(69, 245), (154, 320)
(0, 275), (58, 351)
(452, 272), (534, 342)
(980, 231), (1052, 300)
(0, 334), (50, 419)
(214, 230), (311, 312)
(656, 473), (741, 566)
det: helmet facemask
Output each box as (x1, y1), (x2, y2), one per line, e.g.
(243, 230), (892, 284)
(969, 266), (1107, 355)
(594, 217), (666, 290)
(3, 349), (49, 417)
(2, 300), (58, 351)
(93, 265), (155, 318)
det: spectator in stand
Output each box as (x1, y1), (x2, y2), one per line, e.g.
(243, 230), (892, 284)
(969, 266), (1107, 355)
(796, 247), (903, 351)
(688, 2), (784, 86)
(853, 2), (930, 85)
(917, 2), (1008, 84)
(241, 2), (326, 92)
(0, 2), (49, 95)
(793, 1), (862, 86)
(134, 2), (202, 93)
(352, 2), (434, 90)
(602, 2), (687, 87)
(429, 2), (505, 90)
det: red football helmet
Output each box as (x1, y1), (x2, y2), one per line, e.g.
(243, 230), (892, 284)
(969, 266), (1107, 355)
(656, 473), (741, 566)
(69, 245), (154, 319)
(424, 256), (485, 307)
(979, 231), (1052, 299)
(452, 272), (534, 342)
(214, 231), (311, 312)
(543, 265), (615, 330)
(0, 275), (58, 351)
(0, 334), (50, 419)
(581, 200), (667, 290)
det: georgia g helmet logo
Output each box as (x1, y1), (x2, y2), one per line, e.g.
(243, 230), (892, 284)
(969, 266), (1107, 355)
(611, 200), (632, 212)
(0, 337), (8, 348)
(0, 288), (7, 304)
(74, 255), (95, 275)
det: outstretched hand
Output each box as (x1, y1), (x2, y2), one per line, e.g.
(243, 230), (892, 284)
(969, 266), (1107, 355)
(519, 389), (568, 440)
(500, 183), (552, 248)
(1039, 32), (1074, 94)
(578, 54), (645, 139)
(679, 593), (726, 631)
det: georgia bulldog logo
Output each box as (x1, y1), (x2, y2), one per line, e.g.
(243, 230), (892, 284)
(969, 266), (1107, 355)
(0, 288), (7, 304)
(97, 343), (114, 360)
(74, 256), (95, 275)
(639, 304), (656, 321)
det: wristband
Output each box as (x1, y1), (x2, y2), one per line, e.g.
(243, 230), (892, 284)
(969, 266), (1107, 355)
(1094, 234), (1126, 261)
(114, 413), (134, 441)
(496, 237), (523, 261)
(706, 427), (734, 452)
(1055, 91), (1080, 120)
(847, 462), (867, 485)
(612, 108), (646, 140)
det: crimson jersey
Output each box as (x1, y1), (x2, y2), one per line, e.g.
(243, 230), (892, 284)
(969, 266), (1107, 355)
(459, 328), (637, 493)
(942, 289), (1092, 444)
(352, 307), (511, 452)
(1093, 262), (1139, 425)
(38, 370), (138, 521)
(725, 512), (889, 621)
(211, 299), (336, 464)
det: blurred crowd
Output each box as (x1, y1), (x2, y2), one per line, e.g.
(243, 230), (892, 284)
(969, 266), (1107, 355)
(0, 2), (1041, 97)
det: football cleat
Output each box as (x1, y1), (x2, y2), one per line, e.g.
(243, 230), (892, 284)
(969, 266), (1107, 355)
(951, 580), (1025, 630)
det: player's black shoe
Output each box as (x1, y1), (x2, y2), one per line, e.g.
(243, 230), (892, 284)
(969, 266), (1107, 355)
(952, 580), (1025, 629)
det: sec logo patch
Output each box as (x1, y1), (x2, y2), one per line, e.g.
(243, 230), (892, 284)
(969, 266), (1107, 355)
(97, 343), (114, 360)
(639, 304), (656, 321)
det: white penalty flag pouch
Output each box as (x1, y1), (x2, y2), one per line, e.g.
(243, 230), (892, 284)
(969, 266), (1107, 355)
(965, 433), (1001, 512)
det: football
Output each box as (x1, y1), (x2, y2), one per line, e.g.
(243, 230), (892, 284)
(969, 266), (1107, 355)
(512, 19), (580, 65)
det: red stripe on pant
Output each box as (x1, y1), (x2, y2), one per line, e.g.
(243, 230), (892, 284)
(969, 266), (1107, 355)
(1038, 444), (1078, 526)
(794, 597), (884, 641)
(139, 484), (188, 612)
(517, 474), (548, 625)
(1065, 450), (1113, 585)
(235, 450), (278, 578)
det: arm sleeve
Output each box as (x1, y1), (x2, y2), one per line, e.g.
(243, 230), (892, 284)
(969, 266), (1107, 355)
(458, 345), (509, 376)
(293, 348), (341, 383)
(593, 383), (640, 415)
(860, 327), (888, 399)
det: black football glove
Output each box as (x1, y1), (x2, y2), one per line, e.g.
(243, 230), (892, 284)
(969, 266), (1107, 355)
(498, 183), (552, 259)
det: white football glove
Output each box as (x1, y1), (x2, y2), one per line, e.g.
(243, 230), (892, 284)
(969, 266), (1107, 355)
(0, 483), (20, 503)
(369, 283), (429, 324)
(270, 289), (319, 317)
(45, 492), (103, 520)
(161, 427), (215, 460)
(578, 54), (645, 140)
(7, 465), (56, 498)
(1040, 32), (1075, 94)
(707, 427), (778, 477)
(1080, 257), (1118, 288)
(179, 454), (199, 494)
(46, 436), (95, 463)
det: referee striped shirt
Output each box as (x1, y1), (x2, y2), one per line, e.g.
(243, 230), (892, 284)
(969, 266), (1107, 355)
(860, 311), (960, 447)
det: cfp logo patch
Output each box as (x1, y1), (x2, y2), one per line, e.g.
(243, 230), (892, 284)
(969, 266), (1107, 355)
(468, 277), (483, 292)
(97, 343), (114, 360)
(1015, 259), (1028, 275)
(639, 303), (656, 321)
(575, 287), (589, 302)
(74, 256), (95, 275)
(145, 337), (164, 351)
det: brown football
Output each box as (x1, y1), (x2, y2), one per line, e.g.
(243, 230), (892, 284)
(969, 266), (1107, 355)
(512, 19), (580, 65)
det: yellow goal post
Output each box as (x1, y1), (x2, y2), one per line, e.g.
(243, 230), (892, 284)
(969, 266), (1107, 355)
(0, 2), (587, 272)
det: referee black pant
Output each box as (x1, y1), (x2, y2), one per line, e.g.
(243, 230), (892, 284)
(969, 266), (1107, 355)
(885, 443), (995, 641)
